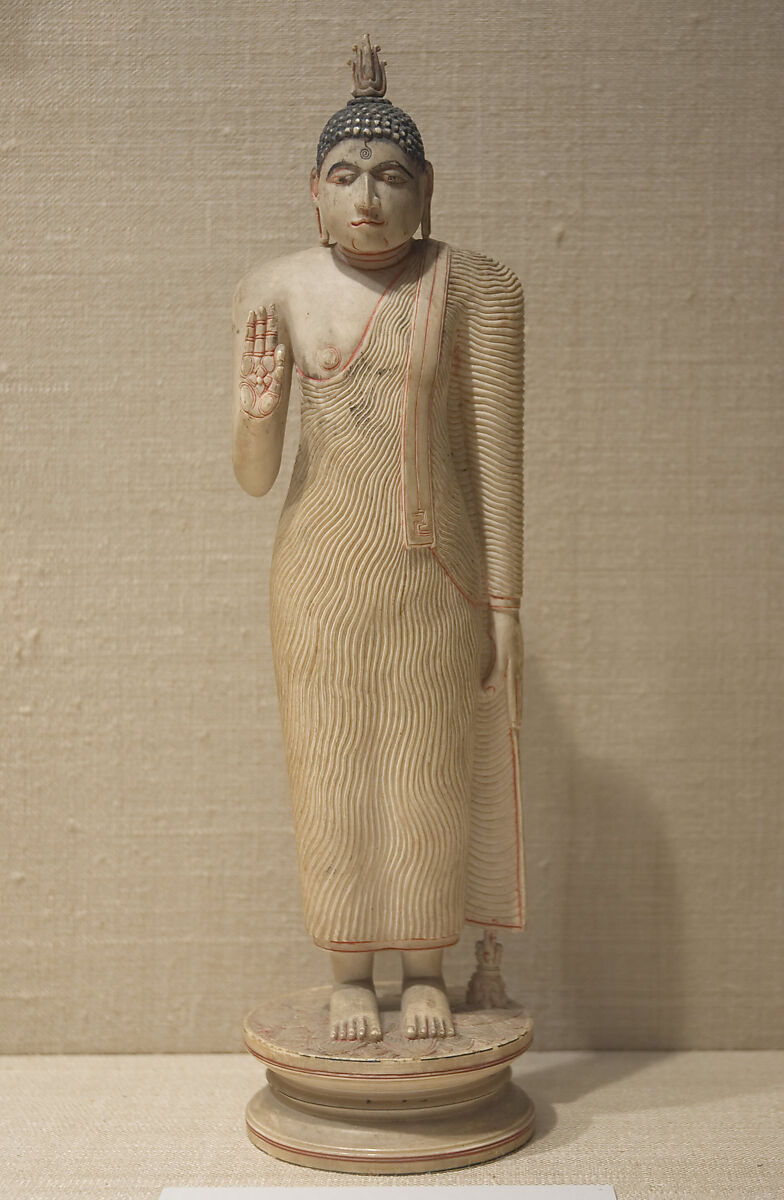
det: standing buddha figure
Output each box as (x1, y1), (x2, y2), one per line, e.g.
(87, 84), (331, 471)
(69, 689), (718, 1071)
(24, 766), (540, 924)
(233, 35), (525, 1043)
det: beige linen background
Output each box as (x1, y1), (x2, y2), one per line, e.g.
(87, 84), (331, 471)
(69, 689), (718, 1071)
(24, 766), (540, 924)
(1, 0), (782, 1054)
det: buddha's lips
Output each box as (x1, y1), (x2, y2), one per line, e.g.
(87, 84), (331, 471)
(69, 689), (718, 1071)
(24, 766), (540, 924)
(351, 219), (385, 226)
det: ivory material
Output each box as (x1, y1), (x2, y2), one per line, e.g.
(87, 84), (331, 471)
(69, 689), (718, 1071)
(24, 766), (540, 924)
(245, 1078), (535, 1174)
(243, 984), (535, 1173)
(264, 241), (525, 952)
(233, 43), (525, 1053)
(467, 929), (510, 1009)
(399, 239), (450, 547)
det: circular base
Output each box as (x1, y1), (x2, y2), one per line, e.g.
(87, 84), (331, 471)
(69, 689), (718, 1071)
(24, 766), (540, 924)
(244, 984), (535, 1174)
(246, 1078), (534, 1173)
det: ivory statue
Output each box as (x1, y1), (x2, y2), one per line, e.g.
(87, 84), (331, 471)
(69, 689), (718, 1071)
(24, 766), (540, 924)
(233, 36), (525, 1046)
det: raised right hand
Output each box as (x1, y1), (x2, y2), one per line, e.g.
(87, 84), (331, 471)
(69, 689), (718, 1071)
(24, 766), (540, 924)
(239, 305), (287, 418)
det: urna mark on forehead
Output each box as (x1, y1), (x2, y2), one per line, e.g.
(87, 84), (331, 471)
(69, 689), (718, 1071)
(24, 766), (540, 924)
(320, 138), (419, 179)
(315, 35), (426, 174)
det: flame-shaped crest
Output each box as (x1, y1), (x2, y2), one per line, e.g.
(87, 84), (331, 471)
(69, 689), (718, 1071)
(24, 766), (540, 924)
(349, 33), (387, 98)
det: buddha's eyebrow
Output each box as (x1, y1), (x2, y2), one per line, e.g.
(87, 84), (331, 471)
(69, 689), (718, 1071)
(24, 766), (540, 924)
(373, 160), (415, 178)
(326, 161), (357, 178)
(326, 159), (415, 180)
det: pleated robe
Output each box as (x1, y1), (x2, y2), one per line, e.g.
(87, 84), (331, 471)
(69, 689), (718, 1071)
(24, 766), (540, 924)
(270, 241), (525, 952)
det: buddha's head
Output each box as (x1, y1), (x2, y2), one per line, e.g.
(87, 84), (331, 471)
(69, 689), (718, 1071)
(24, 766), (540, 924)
(310, 36), (433, 256)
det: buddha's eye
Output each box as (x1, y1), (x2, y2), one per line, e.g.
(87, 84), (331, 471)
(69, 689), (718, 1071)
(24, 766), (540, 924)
(329, 170), (356, 186)
(380, 171), (407, 185)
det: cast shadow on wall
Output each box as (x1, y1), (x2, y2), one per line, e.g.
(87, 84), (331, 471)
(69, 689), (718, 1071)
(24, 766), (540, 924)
(519, 656), (685, 1138)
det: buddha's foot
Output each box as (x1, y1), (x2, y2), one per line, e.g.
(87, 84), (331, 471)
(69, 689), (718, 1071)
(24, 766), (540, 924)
(402, 976), (455, 1039)
(330, 981), (382, 1042)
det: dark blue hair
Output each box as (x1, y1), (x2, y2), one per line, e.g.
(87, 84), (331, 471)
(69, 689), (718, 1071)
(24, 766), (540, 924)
(316, 97), (425, 172)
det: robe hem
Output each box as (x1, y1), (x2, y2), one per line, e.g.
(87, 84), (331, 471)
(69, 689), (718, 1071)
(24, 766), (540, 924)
(465, 915), (526, 932)
(313, 934), (460, 953)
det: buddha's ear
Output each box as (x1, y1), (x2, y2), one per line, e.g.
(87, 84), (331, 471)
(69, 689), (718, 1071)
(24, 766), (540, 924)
(310, 166), (330, 246)
(421, 161), (434, 240)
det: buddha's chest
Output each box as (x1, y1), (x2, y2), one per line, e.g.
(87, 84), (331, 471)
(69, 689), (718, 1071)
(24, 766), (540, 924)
(285, 271), (397, 380)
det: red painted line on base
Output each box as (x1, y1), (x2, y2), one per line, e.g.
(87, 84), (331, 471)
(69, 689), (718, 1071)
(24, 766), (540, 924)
(246, 1113), (535, 1164)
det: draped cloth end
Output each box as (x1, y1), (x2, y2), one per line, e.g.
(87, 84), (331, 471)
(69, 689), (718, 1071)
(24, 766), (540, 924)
(400, 241), (451, 549)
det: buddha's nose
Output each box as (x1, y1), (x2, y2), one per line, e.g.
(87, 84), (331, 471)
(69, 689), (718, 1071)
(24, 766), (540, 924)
(355, 173), (379, 214)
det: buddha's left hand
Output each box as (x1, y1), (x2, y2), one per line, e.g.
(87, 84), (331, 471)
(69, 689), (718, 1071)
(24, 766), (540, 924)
(483, 611), (523, 728)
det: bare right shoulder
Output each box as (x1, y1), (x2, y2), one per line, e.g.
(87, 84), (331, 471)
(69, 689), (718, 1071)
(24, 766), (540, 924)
(233, 247), (332, 325)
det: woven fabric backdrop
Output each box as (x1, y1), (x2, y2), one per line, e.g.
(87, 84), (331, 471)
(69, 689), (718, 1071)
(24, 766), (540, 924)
(1, 0), (782, 1053)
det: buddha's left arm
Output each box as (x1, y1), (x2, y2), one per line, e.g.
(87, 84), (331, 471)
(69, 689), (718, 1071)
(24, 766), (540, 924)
(461, 259), (525, 724)
(463, 260), (524, 608)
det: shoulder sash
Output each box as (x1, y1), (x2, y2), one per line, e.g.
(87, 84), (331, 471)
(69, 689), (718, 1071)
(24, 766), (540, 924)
(400, 240), (451, 548)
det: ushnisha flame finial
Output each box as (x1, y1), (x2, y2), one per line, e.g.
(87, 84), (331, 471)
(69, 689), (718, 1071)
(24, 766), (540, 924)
(349, 34), (387, 98)
(316, 37), (425, 171)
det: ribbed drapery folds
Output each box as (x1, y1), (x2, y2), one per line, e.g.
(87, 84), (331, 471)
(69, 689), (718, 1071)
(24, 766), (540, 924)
(270, 243), (525, 950)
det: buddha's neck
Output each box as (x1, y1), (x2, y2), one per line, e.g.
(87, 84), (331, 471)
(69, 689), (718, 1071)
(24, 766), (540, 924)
(333, 239), (416, 272)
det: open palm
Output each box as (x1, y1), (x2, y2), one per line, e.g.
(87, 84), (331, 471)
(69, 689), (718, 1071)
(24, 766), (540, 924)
(239, 305), (287, 418)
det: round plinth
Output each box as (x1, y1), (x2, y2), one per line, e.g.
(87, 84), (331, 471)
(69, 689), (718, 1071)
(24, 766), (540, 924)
(243, 984), (534, 1174)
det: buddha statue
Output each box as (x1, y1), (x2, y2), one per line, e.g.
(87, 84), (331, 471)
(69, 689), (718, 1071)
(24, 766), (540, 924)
(232, 35), (525, 1045)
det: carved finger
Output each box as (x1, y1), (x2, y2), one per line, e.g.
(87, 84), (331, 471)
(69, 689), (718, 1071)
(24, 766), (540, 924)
(253, 307), (267, 355)
(274, 343), (287, 369)
(357, 1016), (367, 1041)
(434, 1016), (444, 1037)
(265, 304), (277, 353)
(244, 310), (256, 354)
(241, 311), (257, 377)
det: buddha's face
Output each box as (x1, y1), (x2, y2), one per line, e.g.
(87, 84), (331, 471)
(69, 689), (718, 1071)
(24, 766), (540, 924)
(311, 139), (431, 253)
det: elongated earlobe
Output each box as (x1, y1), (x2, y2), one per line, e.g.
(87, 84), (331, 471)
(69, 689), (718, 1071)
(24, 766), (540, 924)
(420, 194), (431, 241)
(315, 205), (331, 246)
(421, 161), (434, 240)
(311, 166), (330, 246)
